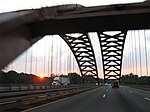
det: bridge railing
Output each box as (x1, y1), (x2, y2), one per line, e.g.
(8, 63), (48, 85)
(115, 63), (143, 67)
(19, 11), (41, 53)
(0, 84), (98, 92)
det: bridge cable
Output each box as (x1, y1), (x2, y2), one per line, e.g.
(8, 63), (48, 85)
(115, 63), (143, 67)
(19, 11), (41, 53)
(65, 45), (68, 75)
(128, 31), (131, 73)
(138, 30), (142, 76)
(43, 37), (46, 77)
(48, 36), (50, 77)
(57, 37), (60, 75)
(30, 46), (33, 75)
(127, 32), (130, 74)
(55, 38), (58, 75)
(50, 36), (54, 77)
(69, 49), (72, 73)
(68, 48), (71, 74)
(130, 31), (134, 73)
(131, 31), (135, 74)
(123, 31), (128, 74)
(128, 31), (132, 73)
(122, 33), (126, 75)
(29, 46), (33, 84)
(35, 41), (38, 75)
(134, 31), (138, 75)
(72, 56), (74, 73)
(126, 11), (130, 75)
(144, 30), (148, 76)
(59, 37), (62, 75)
(67, 47), (69, 74)
(25, 50), (27, 73)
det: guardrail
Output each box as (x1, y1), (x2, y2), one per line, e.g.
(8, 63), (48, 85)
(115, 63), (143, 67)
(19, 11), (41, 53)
(0, 84), (100, 111)
(0, 84), (88, 92)
(0, 84), (96, 99)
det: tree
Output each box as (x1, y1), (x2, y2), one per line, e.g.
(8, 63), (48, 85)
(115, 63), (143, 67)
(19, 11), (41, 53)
(68, 73), (82, 84)
(121, 73), (150, 85)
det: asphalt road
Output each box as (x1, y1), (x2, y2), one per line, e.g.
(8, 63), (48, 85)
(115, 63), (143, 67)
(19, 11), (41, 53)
(23, 85), (150, 112)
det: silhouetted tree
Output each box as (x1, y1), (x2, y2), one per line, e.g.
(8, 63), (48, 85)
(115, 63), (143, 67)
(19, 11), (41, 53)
(68, 73), (82, 84)
(121, 73), (150, 85)
(0, 70), (53, 85)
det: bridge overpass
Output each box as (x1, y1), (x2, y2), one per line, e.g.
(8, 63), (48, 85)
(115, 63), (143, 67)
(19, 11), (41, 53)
(0, 1), (150, 82)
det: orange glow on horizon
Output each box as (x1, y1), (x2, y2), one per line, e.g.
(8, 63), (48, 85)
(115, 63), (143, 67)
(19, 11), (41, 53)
(38, 74), (44, 79)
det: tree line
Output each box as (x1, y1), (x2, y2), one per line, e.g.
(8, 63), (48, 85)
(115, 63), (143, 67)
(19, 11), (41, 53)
(121, 73), (150, 85)
(2, 70), (148, 85)
(0, 70), (103, 85)
(68, 73), (103, 84)
(0, 71), (53, 85)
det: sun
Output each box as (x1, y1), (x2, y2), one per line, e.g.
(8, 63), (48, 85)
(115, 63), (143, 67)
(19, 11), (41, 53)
(39, 74), (44, 79)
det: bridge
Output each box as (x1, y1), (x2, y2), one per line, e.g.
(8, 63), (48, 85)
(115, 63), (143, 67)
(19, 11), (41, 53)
(0, 1), (150, 112)
(1, 1), (150, 82)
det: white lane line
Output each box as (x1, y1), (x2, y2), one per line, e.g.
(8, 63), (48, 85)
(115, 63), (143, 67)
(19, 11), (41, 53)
(129, 91), (133, 93)
(102, 94), (106, 98)
(144, 97), (150, 101)
(0, 101), (16, 105)
(132, 88), (150, 94)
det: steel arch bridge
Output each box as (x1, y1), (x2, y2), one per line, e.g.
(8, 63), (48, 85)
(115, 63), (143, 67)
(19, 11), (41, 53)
(59, 33), (98, 82)
(0, 1), (150, 82)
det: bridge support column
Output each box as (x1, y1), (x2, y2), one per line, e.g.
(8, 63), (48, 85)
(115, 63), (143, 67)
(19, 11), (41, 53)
(97, 31), (127, 83)
(59, 33), (98, 83)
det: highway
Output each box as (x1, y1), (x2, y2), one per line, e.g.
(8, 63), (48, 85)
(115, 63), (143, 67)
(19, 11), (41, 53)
(23, 85), (150, 112)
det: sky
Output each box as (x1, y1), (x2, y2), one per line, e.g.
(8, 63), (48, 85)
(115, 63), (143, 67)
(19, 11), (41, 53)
(1, 0), (149, 78)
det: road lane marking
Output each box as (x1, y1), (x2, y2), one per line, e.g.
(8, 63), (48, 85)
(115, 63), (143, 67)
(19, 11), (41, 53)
(37, 95), (47, 98)
(144, 97), (150, 101)
(22, 97), (69, 112)
(0, 101), (16, 105)
(132, 88), (150, 94)
(102, 94), (106, 98)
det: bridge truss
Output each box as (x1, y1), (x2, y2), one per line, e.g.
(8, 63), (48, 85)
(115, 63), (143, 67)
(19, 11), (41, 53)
(97, 31), (127, 82)
(59, 33), (98, 83)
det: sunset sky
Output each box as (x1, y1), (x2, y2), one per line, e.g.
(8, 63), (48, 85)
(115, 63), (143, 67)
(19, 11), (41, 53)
(1, 0), (150, 78)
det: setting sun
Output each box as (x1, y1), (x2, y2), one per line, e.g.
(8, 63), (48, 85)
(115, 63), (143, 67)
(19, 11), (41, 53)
(39, 74), (44, 79)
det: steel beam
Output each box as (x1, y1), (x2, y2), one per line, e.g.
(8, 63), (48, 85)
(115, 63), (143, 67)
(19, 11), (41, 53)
(97, 31), (127, 82)
(59, 33), (98, 83)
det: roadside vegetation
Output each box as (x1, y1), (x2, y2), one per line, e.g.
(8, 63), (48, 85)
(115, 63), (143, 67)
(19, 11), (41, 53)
(0, 71), (103, 85)
(121, 73), (150, 85)
(0, 70), (53, 85)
